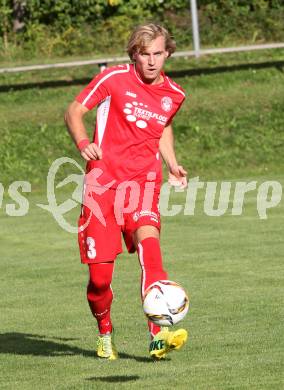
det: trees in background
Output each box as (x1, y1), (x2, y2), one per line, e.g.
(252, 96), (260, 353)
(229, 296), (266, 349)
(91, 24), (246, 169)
(0, 0), (283, 60)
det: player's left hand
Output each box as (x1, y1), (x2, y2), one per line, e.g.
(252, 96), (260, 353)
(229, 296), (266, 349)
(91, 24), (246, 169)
(168, 164), (187, 189)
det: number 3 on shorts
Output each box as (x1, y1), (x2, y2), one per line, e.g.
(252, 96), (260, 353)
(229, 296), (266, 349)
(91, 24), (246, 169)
(86, 237), (96, 259)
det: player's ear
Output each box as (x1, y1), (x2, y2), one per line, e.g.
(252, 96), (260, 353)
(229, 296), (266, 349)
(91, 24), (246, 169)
(165, 51), (169, 58)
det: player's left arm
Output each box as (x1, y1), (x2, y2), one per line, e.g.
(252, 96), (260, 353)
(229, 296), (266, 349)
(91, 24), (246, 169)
(159, 124), (187, 189)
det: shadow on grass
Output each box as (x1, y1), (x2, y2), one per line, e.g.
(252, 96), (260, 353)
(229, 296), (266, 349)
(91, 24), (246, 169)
(0, 60), (283, 93)
(168, 59), (284, 79)
(0, 332), (152, 363)
(86, 375), (140, 383)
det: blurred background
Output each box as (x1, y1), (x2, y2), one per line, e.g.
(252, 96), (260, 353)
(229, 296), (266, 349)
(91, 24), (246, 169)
(0, 0), (283, 62)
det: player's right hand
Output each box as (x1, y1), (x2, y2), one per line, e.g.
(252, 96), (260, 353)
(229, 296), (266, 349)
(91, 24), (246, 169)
(80, 143), (102, 161)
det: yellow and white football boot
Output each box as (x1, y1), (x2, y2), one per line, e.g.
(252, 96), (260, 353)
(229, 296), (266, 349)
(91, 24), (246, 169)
(97, 333), (118, 360)
(149, 327), (188, 360)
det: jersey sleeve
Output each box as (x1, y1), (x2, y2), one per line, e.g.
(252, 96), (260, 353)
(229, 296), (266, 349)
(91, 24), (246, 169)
(75, 69), (111, 110)
(165, 76), (186, 126)
(75, 64), (129, 110)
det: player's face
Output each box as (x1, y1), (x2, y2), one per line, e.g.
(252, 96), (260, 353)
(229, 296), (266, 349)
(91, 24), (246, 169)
(134, 36), (169, 85)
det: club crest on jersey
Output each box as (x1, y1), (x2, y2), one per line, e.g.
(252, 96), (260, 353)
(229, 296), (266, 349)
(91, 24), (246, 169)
(161, 96), (173, 112)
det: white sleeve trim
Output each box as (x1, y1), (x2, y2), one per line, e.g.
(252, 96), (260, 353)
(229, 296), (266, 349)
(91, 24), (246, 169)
(82, 64), (130, 106)
(166, 77), (185, 97)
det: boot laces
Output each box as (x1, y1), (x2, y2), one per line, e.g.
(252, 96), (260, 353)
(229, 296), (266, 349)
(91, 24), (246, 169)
(98, 334), (112, 355)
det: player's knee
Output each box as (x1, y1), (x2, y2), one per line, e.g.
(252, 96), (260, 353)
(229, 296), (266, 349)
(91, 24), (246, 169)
(87, 278), (111, 296)
(87, 262), (114, 297)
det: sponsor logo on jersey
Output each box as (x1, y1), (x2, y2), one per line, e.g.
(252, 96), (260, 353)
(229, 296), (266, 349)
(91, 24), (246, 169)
(126, 91), (137, 98)
(132, 210), (159, 223)
(133, 211), (140, 222)
(134, 107), (167, 123)
(161, 96), (173, 112)
(123, 100), (168, 128)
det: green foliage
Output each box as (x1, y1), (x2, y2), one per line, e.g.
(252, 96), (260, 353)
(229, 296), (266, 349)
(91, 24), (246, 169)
(0, 0), (11, 29)
(25, 0), (111, 29)
(0, 0), (12, 51)
(0, 1), (283, 61)
(196, 0), (284, 45)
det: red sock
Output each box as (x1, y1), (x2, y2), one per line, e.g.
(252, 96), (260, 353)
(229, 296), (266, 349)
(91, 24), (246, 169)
(137, 237), (168, 338)
(87, 262), (114, 334)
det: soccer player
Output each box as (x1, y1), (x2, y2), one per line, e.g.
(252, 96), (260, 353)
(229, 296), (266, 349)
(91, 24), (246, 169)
(65, 24), (188, 360)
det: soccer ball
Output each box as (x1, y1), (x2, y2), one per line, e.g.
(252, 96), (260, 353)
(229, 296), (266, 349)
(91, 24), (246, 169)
(142, 280), (189, 326)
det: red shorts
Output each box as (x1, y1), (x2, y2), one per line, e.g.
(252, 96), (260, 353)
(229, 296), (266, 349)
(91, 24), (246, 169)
(78, 183), (161, 263)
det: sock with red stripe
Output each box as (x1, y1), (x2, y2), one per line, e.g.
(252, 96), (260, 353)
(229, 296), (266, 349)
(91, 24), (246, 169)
(87, 262), (114, 334)
(137, 237), (168, 338)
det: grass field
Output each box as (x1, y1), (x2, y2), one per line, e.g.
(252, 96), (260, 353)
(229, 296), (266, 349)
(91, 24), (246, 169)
(0, 185), (283, 389)
(0, 50), (284, 389)
(0, 50), (284, 184)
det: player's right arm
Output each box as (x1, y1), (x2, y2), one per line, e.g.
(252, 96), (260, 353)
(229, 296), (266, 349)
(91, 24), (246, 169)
(65, 65), (126, 160)
(64, 100), (102, 161)
(64, 67), (114, 161)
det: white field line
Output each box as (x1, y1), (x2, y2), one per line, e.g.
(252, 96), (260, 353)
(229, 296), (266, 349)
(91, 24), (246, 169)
(0, 43), (284, 74)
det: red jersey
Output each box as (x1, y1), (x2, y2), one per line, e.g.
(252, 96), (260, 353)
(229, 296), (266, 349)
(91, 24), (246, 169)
(76, 63), (185, 188)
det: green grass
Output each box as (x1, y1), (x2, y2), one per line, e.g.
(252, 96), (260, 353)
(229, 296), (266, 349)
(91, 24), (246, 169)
(0, 184), (283, 389)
